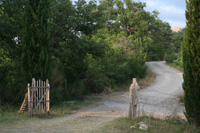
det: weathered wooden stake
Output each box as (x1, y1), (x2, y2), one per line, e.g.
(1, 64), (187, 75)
(28, 83), (31, 116)
(129, 78), (138, 121)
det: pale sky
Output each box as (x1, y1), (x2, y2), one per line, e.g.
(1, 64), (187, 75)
(72, 0), (186, 29)
(138, 0), (186, 28)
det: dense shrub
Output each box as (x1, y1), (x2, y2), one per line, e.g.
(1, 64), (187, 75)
(0, 61), (25, 105)
(182, 0), (200, 127)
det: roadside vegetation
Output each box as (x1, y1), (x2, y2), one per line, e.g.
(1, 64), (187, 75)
(94, 116), (200, 133)
(165, 29), (184, 71)
(138, 68), (156, 89)
(182, 0), (200, 127)
(0, 0), (172, 108)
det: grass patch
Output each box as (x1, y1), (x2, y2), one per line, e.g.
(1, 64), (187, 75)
(96, 116), (200, 133)
(167, 62), (183, 71)
(0, 105), (31, 124)
(50, 96), (101, 117)
(138, 68), (156, 89)
(109, 80), (132, 93)
(0, 96), (100, 124)
(178, 93), (184, 106)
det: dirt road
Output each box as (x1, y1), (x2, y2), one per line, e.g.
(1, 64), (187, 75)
(1, 61), (185, 132)
(139, 61), (184, 115)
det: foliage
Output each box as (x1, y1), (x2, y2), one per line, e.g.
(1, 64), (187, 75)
(182, 0), (200, 127)
(148, 20), (172, 61)
(0, 0), (25, 60)
(0, 0), (173, 106)
(22, 0), (52, 83)
(95, 116), (198, 133)
(165, 29), (184, 67)
(0, 0), (26, 105)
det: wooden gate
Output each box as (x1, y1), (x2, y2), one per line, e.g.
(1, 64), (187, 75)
(28, 78), (50, 116)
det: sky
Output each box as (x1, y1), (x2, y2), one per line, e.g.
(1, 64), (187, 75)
(138, 0), (186, 28)
(72, 0), (187, 29)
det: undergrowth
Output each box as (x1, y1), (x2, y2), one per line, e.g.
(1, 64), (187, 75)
(94, 116), (200, 133)
(138, 68), (156, 89)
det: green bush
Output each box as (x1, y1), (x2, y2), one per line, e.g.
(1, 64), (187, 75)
(0, 61), (25, 105)
(50, 89), (64, 106)
(165, 53), (177, 63)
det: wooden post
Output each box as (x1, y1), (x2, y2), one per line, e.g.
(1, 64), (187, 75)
(46, 79), (48, 114)
(47, 83), (50, 114)
(42, 81), (46, 114)
(33, 78), (36, 115)
(28, 83), (31, 116)
(41, 81), (44, 114)
(39, 79), (41, 116)
(129, 78), (138, 121)
(36, 80), (38, 114)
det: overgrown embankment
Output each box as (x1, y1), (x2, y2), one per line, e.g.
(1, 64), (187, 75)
(94, 116), (199, 133)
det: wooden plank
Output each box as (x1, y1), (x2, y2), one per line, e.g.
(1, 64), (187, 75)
(47, 84), (50, 114)
(38, 80), (41, 114)
(29, 100), (50, 103)
(36, 80), (39, 114)
(28, 83), (31, 116)
(43, 81), (46, 114)
(31, 80), (33, 115)
(47, 79), (50, 114)
(46, 79), (48, 113)
(33, 78), (35, 115)
(46, 80), (49, 113)
(18, 94), (26, 113)
(41, 81), (43, 115)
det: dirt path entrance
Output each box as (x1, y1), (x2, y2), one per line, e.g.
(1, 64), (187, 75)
(1, 61), (184, 133)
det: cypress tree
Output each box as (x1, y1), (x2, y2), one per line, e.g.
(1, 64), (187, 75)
(22, 0), (51, 83)
(182, 0), (200, 127)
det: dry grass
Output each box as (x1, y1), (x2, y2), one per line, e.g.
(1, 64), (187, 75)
(138, 68), (156, 89)
(178, 93), (184, 106)
(167, 62), (183, 71)
(94, 116), (200, 133)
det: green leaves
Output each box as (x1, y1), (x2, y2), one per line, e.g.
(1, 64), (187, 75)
(22, 0), (51, 82)
(0, 0), (173, 104)
(183, 0), (200, 127)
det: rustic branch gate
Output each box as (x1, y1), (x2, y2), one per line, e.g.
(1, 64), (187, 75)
(28, 78), (50, 116)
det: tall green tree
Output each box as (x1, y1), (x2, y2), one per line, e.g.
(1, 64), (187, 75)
(0, 0), (25, 60)
(182, 0), (200, 127)
(0, 0), (26, 105)
(148, 20), (172, 61)
(75, 0), (105, 36)
(22, 0), (52, 83)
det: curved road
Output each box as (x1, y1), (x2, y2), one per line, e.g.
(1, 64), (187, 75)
(139, 61), (184, 114)
(101, 61), (184, 115)
(1, 61), (185, 132)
